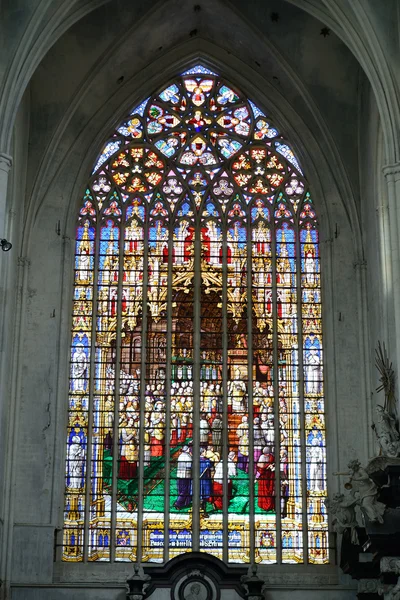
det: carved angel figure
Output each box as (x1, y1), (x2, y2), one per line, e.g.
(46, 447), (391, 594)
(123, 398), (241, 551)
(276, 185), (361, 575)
(346, 459), (386, 524)
(373, 405), (400, 458)
(324, 492), (359, 545)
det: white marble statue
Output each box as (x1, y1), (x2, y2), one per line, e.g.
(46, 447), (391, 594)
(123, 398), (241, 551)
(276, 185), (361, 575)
(346, 459), (386, 524)
(324, 492), (359, 545)
(373, 405), (400, 458)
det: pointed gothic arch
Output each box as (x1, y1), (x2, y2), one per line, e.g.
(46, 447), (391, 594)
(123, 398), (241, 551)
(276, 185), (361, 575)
(64, 64), (327, 566)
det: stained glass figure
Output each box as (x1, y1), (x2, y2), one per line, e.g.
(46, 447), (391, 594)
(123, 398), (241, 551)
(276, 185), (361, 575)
(64, 65), (328, 566)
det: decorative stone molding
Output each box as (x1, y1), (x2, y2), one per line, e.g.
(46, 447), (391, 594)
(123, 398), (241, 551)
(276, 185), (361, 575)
(380, 557), (400, 574)
(172, 569), (219, 600)
(353, 259), (367, 270)
(257, 573), (336, 586)
(143, 552), (246, 599)
(380, 557), (400, 600)
(0, 152), (12, 174)
(241, 566), (265, 600)
(126, 564), (151, 600)
(358, 578), (380, 594)
(17, 256), (30, 267)
(383, 163), (400, 182)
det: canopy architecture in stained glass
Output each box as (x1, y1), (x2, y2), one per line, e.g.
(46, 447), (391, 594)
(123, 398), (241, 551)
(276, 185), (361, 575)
(63, 65), (328, 566)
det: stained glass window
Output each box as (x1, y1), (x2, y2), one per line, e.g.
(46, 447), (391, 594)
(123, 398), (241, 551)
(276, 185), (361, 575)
(63, 65), (328, 566)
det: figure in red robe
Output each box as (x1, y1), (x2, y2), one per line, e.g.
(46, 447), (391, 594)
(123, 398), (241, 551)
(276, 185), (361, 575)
(219, 244), (232, 264)
(256, 448), (275, 512)
(201, 228), (211, 263)
(121, 289), (128, 314)
(110, 287), (118, 317)
(119, 420), (138, 480)
(150, 413), (165, 457)
(162, 244), (169, 263)
(184, 227), (195, 262)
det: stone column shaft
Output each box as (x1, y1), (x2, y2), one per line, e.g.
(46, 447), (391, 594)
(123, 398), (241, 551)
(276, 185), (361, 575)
(0, 151), (12, 600)
(383, 164), (400, 403)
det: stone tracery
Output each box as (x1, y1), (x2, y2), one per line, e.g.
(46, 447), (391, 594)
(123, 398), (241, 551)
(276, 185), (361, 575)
(64, 65), (327, 566)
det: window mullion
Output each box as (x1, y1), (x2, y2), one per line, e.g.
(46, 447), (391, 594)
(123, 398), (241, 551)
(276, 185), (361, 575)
(246, 213), (255, 564)
(271, 217), (282, 564)
(295, 223), (309, 564)
(192, 232), (201, 551)
(222, 218), (228, 563)
(163, 233), (174, 562)
(137, 216), (150, 563)
(83, 222), (100, 563)
(108, 218), (126, 562)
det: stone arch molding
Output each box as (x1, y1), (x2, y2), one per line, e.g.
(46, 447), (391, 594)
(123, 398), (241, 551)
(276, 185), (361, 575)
(24, 42), (360, 484)
(48, 44), (349, 548)
(59, 53), (336, 568)
(25, 34), (359, 259)
(0, 0), (398, 167)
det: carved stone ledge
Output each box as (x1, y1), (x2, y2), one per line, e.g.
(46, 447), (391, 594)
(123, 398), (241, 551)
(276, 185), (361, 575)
(0, 152), (12, 173)
(258, 573), (337, 586)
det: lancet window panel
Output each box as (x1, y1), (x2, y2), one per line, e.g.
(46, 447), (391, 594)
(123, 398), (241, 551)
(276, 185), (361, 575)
(63, 65), (328, 566)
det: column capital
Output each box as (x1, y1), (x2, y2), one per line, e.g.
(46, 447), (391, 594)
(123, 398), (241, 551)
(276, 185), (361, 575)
(383, 163), (400, 181)
(0, 152), (12, 173)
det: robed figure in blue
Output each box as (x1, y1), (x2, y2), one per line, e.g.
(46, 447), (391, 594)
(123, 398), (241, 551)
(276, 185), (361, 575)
(200, 448), (213, 510)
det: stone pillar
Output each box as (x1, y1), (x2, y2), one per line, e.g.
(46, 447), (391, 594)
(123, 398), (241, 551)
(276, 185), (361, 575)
(0, 151), (13, 364)
(0, 151), (12, 600)
(0, 152), (12, 231)
(0, 152), (13, 337)
(0, 151), (12, 459)
(354, 257), (373, 457)
(383, 164), (400, 394)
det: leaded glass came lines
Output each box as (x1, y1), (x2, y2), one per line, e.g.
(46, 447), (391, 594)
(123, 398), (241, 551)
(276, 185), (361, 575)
(63, 66), (328, 566)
